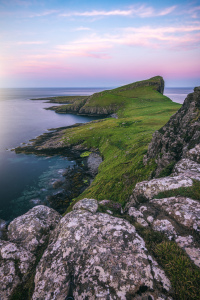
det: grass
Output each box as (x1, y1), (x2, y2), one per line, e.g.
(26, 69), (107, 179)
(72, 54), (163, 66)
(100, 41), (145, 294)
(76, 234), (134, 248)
(153, 179), (200, 200)
(58, 77), (180, 207)
(135, 224), (200, 300)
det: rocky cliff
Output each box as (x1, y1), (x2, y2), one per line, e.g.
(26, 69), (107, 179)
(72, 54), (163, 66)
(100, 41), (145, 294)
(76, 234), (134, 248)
(144, 87), (200, 177)
(47, 76), (165, 115)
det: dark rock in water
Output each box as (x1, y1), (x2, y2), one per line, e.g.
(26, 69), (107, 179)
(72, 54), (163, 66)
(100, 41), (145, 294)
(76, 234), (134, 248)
(144, 87), (200, 176)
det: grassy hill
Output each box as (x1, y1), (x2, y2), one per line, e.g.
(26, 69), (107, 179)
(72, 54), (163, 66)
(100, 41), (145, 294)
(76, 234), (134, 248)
(48, 76), (181, 208)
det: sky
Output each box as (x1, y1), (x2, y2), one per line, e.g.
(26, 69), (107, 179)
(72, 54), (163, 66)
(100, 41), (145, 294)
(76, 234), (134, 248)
(0, 0), (200, 87)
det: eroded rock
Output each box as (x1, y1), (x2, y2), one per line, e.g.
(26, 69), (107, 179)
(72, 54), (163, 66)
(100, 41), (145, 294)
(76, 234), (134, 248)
(152, 219), (177, 240)
(172, 158), (200, 180)
(144, 87), (200, 176)
(131, 176), (193, 202)
(151, 197), (200, 232)
(73, 198), (98, 213)
(0, 240), (35, 299)
(32, 204), (171, 299)
(8, 205), (61, 253)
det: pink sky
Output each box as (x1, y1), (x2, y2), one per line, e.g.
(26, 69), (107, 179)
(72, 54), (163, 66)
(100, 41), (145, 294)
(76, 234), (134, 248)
(0, 0), (200, 87)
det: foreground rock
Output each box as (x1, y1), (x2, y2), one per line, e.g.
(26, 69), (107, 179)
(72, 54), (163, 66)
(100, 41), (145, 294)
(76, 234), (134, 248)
(32, 199), (171, 300)
(8, 205), (61, 253)
(0, 240), (35, 299)
(144, 87), (200, 176)
(0, 206), (61, 299)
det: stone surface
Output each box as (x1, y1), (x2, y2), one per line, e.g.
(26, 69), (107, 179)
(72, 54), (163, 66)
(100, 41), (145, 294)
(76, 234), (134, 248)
(32, 205), (171, 300)
(152, 219), (177, 240)
(87, 152), (102, 176)
(8, 205), (61, 253)
(151, 197), (200, 232)
(144, 87), (200, 176)
(185, 144), (200, 163)
(172, 158), (200, 180)
(128, 207), (149, 227)
(132, 175), (193, 202)
(0, 259), (20, 300)
(73, 198), (98, 213)
(0, 240), (35, 300)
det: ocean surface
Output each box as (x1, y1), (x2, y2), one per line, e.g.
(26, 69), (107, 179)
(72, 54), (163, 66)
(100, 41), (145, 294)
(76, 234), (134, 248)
(0, 87), (194, 222)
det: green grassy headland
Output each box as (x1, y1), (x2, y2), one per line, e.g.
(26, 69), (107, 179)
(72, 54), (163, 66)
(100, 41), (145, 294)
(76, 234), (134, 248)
(48, 76), (181, 208)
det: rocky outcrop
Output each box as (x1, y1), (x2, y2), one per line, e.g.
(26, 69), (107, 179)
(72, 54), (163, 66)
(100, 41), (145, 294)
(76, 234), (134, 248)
(144, 87), (200, 176)
(8, 205), (61, 253)
(0, 200), (172, 300)
(32, 199), (171, 300)
(127, 144), (200, 268)
(0, 206), (61, 299)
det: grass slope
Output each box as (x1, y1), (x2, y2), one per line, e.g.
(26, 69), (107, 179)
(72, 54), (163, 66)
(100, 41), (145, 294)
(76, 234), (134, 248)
(55, 76), (181, 208)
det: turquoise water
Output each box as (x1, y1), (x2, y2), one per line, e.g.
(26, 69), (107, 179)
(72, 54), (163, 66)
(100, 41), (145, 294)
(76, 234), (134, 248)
(0, 88), (104, 221)
(0, 87), (193, 221)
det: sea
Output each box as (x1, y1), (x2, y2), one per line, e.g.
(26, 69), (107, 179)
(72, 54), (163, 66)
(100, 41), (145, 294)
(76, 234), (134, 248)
(0, 87), (194, 223)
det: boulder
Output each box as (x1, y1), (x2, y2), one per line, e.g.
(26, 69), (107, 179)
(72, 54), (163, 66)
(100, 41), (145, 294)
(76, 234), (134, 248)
(8, 205), (61, 253)
(130, 175), (193, 203)
(0, 240), (35, 300)
(151, 197), (200, 232)
(32, 200), (171, 300)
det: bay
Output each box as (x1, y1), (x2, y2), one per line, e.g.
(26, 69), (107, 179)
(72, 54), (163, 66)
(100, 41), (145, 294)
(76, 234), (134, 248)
(0, 88), (104, 221)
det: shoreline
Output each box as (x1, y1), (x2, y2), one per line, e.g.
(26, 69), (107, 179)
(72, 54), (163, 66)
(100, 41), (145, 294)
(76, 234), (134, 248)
(14, 122), (103, 215)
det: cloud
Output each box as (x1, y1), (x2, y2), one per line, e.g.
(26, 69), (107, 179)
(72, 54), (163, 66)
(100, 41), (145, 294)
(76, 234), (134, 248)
(16, 41), (47, 45)
(73, 27), (92, 31)
(56, 42), (111, 59)
(59, 5), (176, 18)
(54, 23), (200, 59)
(30, 10), (58, 17)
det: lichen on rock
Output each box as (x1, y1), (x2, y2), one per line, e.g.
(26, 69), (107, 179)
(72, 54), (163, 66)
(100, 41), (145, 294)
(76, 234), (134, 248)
(7, 205), (61, 253)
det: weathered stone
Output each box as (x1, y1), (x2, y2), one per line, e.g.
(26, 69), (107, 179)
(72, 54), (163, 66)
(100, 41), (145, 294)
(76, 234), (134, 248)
(151, 197), (200, 232)
(128, 207), (149, 227)
(144, 87), (200, 176)
(184, 144), (200, 163)
(152, 219), (177, 240)
(0, 240), (35, 299)
(172, 158), (200, 180)
(0, 260), (20, 300)
(184, 247), (200, 268)
(87, 152), (102, 176)
(175, 236), (200, 267)
(32, 206), (171, 299)
(73, 198), (98, 213)
(132, 176), (193, 201)
(8, 205), (61, 253)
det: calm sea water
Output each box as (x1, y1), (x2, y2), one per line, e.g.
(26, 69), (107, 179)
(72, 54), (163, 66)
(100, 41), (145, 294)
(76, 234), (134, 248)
(0, 88), (105, 222)
(0, 87), (193, 222)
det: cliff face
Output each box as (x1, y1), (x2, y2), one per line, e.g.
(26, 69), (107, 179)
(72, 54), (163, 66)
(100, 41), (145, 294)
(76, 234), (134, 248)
(144, 87), (200, 177)
(52, 76), (165, 115)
